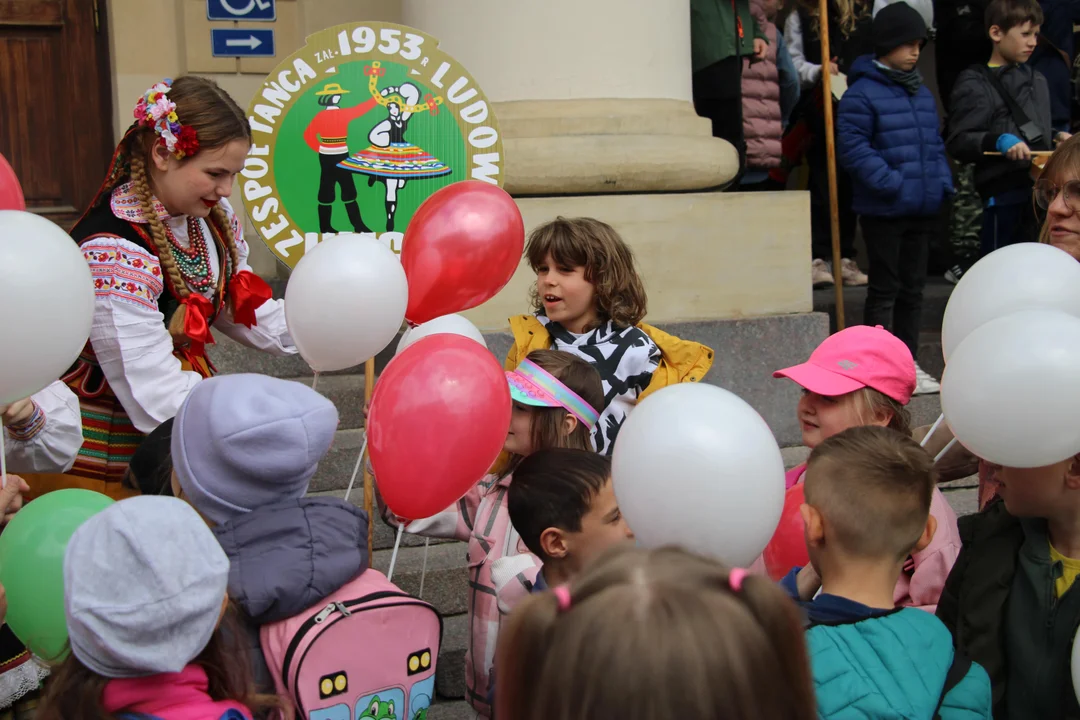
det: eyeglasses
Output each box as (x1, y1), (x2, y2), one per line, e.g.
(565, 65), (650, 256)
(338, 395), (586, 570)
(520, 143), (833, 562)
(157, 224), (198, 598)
(1035, 179), (1080, 213)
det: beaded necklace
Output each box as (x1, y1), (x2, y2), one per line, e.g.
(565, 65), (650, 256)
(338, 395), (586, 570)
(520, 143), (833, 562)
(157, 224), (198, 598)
(165, 217), (215, 292)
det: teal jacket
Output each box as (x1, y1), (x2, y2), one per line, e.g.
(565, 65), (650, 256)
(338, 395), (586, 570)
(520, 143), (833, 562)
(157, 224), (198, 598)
(690, 0), (765, 72)
(809, 608), (992, 719)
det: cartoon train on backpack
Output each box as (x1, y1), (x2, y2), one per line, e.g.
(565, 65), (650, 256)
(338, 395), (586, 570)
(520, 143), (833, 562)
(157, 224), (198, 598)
(260, 570), (442, 720)
(310, 648), (436, 720)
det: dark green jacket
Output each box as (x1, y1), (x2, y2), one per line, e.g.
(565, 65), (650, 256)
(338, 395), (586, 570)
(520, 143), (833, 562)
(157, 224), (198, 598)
(690, 0), (766, 72)
(937, 501), (1080, 719)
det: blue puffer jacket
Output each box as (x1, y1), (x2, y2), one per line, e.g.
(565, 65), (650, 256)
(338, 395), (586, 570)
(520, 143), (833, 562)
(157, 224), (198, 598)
(808, 608), (992, 719)
(837, 55), (953, 218)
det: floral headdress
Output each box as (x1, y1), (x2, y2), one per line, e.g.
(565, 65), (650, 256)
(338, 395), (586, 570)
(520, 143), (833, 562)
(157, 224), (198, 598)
(134, 79), (199, 160)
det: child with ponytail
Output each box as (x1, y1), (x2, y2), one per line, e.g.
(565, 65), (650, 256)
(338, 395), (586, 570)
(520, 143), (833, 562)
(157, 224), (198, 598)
(495, 544), (817, 720)
(36, 76), (295, 500)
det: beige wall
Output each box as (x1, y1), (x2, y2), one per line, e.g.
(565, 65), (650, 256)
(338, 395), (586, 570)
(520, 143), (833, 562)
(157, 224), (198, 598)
(462, 191), (813, 331)
(401, 0), (693, 103)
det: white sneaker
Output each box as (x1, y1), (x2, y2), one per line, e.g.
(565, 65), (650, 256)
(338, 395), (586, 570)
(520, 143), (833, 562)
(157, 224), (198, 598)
(840, 258), (868, 286)
(812, 258), (835, 288)
(914, 363), (941, 395)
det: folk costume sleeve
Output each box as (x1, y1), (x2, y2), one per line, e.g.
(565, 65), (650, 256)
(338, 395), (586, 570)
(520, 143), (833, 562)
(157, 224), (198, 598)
(4, 381), (84, 473)
(82, 235), (202, 434)
(210, 199), (296, 356)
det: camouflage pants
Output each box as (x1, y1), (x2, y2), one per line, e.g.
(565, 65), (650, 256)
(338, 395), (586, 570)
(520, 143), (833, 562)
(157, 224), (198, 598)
(946, 163), (983, 268)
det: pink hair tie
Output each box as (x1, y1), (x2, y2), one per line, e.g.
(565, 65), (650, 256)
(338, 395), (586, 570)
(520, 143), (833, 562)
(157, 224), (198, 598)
(553, 585), (572, 612)
(728, 568), (748, 592)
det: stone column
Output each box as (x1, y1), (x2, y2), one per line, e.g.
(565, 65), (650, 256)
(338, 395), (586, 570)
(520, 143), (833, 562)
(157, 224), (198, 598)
(401, 0), (738, 194)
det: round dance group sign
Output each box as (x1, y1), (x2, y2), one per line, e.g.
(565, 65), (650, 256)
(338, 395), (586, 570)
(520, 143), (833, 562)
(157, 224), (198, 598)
(241, 22), (505, 268)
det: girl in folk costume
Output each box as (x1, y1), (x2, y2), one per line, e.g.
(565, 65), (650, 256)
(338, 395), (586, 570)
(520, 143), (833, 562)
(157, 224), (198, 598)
(32, 77), (295, 500)
(339, 62), (451, 232)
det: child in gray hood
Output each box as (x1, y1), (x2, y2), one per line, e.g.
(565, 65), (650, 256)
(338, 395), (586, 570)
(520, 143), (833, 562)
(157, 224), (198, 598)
(170, 373), (369, 691)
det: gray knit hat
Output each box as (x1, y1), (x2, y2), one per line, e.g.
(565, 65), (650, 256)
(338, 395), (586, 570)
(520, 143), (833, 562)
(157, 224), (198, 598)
(64, 496), (229, 678)
(171, 374), (340, 526)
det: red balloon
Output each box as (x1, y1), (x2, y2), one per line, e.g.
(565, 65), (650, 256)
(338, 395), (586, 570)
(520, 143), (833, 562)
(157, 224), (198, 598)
(401, 180), (524, 324)
(368, 333), (511, 520)
(762, 483), (809, 581)
(0, 153), (26, 211)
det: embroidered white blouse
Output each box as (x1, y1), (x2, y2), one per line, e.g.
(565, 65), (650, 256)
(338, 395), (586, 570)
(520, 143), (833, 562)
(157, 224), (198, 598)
(80, 184), (295, 434)
(4, 380), (84, 474)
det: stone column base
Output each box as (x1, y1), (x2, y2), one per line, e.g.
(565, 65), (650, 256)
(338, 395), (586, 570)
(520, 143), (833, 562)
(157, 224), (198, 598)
(496, 99), (739, 195)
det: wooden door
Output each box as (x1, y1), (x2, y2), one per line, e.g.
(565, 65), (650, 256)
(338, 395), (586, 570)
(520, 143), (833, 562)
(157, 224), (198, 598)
(0, 0), (114, 228)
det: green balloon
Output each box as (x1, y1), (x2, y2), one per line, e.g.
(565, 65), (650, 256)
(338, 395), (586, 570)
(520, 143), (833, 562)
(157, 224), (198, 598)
(0, 489), (114, 661)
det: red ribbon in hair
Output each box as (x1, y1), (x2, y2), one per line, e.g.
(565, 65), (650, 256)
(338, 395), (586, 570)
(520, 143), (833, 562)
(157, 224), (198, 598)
(229, 270), (272, 328)
(181, 293), (216, 355)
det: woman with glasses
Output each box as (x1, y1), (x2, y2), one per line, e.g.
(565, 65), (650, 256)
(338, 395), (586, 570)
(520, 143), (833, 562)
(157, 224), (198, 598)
(1035, 135), (1080, 261)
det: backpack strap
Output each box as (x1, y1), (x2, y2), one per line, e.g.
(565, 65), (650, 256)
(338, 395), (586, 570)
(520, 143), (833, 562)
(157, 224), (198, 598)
(978, 65), (1044, 145)
(934, 651), (974, 719)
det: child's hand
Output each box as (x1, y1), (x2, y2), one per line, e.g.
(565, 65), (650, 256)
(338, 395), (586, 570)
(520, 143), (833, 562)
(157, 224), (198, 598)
(0, 399), (34, 427)
(795, 564), (822, 601)
(829, 58), (840, 75)
(753, 38), (768, 61)
(1005, 141), (1032, 161)
(1057, 132), (1073, 145)
(0, 476), (30, 527)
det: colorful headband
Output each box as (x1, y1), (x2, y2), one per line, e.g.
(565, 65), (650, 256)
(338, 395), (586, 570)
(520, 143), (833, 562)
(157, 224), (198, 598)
(134, 79), (199, 160)
(506, 358), (600, 430)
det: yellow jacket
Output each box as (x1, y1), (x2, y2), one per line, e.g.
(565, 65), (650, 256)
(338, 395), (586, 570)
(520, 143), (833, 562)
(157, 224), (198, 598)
(504, 314), (715, 401)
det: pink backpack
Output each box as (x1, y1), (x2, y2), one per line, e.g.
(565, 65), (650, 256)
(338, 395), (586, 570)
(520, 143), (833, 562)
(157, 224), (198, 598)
(260, 569), (441, 720)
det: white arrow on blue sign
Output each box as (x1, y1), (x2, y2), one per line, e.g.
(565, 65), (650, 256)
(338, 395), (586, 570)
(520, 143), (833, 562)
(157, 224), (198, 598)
(211, 28), (275, 57)
(207, 0), (275, 21)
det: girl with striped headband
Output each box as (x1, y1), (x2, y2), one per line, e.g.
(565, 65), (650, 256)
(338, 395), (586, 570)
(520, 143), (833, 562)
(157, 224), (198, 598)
(379, 349), (603, 720)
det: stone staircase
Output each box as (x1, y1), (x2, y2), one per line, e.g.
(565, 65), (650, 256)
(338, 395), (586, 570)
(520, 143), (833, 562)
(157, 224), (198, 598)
(205, 277), (964, 719)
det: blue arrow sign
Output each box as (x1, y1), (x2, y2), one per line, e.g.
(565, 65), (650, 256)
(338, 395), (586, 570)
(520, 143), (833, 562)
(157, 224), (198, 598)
(211, 28), (275, 57)
(207, 0), (275, 21)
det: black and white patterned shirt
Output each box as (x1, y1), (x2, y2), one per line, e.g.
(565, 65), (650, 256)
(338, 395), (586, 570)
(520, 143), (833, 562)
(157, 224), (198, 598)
(539, 316), (661, 455)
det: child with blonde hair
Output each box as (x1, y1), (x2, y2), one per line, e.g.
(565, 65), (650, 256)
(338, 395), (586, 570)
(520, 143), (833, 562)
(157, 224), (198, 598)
(505, 217), (713, 454)
(384, 349), (604, 719)
(765, 325), (961, 611)
(495, 544), (817, 720)
(787, 426), (991, 718)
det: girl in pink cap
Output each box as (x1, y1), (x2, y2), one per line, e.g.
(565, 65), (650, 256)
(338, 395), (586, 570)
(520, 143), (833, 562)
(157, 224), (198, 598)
(763, 325), (961, 613)
(380, 349), (604, 720)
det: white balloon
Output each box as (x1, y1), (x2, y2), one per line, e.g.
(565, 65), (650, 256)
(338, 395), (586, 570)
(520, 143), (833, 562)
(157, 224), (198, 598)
(612, 383), (786, 567)
(942, 243), (1080, 360)
(396, 314), (487, 356)
(0, 211), (94, 405)
(285, 236), (408, 372)
(941, 309), (1080, 467)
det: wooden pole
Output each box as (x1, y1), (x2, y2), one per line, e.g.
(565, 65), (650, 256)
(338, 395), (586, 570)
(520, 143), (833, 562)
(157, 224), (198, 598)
(817, 1), (846, 331)
(363, 356), (376, 559)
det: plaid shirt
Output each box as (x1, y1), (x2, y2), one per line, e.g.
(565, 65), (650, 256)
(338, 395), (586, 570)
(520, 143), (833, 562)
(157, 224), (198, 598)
(405, 471), (541, 718)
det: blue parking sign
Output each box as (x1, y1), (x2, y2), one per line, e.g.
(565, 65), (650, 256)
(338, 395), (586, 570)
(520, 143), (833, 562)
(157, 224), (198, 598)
(211, 28), (275, 57)
(207, 0), (275, 21)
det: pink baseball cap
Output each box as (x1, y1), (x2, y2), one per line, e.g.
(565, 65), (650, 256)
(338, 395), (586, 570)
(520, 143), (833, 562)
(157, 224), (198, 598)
(773, 325), (916, 404)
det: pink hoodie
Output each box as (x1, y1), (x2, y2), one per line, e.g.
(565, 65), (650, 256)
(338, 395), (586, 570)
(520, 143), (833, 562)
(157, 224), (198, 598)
(102, 665), (253, 720)
(768, 463), (962, 612)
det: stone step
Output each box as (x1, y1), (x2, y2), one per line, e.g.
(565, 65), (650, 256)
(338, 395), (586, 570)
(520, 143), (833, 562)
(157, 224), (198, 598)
(813, 277), (953, 333)
(433, 612), (467, 700)
(288, 374), (366, 430)
(372, 541), (469, 618)
(310, 428), (366, 494)
(428, 700), (475, 720)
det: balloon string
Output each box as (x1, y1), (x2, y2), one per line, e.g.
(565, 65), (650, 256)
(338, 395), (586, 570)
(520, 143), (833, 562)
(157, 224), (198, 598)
(419, 537), (430, 598)
(921, 413), (945, 448)
(343, 437), (368, 504)
(387, 523), (404, 583)
(311, 371), (320, 392)
(934, 437), (959, 464)
(0, 425), (6, 490)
